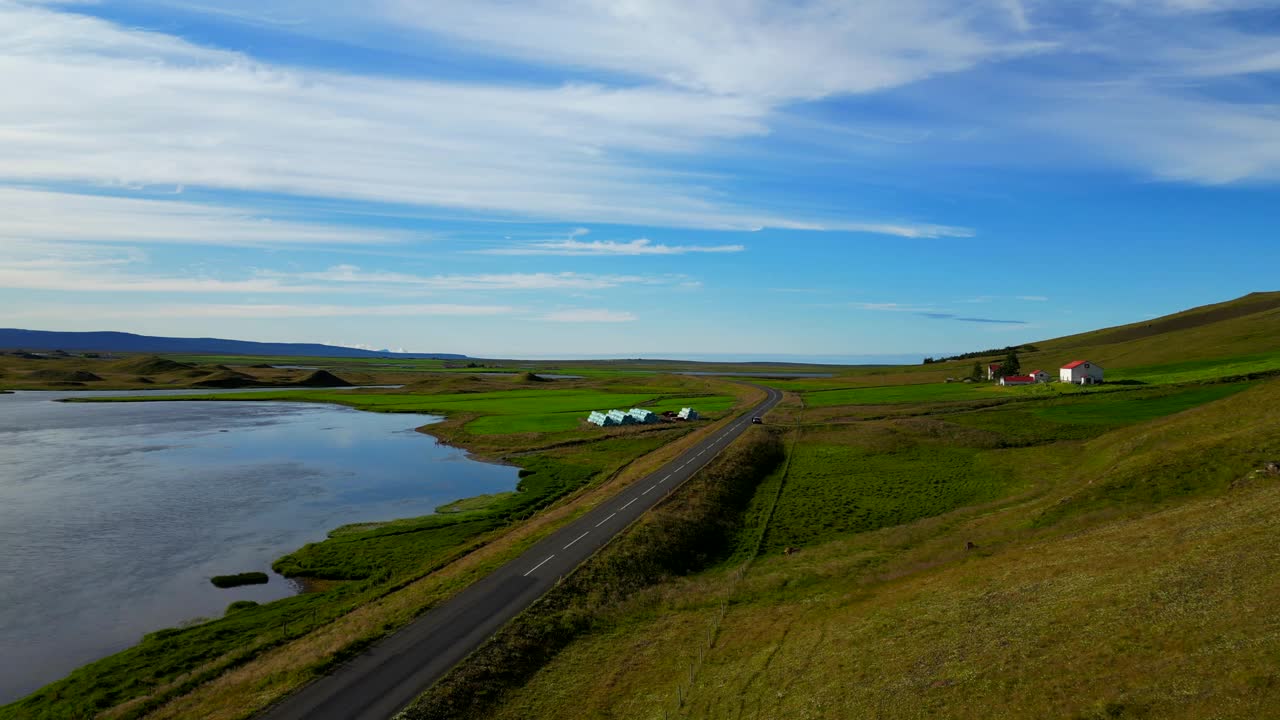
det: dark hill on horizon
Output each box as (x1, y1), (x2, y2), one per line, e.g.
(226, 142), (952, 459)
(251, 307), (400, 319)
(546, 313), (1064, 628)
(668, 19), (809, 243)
(0, 329), (466, 360)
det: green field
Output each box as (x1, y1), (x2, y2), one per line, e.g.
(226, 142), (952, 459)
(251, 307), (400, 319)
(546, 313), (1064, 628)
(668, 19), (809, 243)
(801, 381), (1000, 406)
(467, 373), (1280, 720)
(1107, 350), (1280, 384)
(762, 437), (1015, 551)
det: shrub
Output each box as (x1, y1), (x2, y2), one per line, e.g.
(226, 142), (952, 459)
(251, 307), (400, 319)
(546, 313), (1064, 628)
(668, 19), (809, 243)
(225, 600), (259, 615)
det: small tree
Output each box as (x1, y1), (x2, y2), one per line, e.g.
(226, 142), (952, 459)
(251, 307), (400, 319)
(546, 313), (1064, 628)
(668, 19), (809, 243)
(1000, 349), (1022, 377)
(969, 361), (984, 382)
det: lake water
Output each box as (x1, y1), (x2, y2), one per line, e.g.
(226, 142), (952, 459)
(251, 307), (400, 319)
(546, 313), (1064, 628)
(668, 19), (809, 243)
(0, 390), (519, 703)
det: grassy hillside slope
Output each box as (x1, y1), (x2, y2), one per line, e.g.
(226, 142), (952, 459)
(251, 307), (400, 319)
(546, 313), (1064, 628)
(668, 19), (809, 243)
(971, 290), (1280, 376)
(479, 373), (1280, 719)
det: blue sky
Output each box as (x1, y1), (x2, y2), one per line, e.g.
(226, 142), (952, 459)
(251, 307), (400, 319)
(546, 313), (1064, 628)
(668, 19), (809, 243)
(1, 0), (1277, 360)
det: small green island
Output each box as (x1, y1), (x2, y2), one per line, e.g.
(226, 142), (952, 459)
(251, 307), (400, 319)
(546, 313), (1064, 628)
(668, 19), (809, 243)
(210, 572), (270, 589)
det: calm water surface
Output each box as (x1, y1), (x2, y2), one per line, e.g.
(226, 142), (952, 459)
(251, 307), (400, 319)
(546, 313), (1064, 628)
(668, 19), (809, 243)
(0, 390), (518, 703)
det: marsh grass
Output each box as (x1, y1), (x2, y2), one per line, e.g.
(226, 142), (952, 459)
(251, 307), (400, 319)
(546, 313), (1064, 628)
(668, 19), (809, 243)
(208, 573), (268, 589)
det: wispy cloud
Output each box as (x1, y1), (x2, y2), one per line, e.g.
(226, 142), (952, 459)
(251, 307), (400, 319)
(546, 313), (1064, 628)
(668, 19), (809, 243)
(7, 303), (517, 320)
(540, 309), (637, 323)
(961, 294), (1048, 303)
(849, 302), (936, 312)
(0, 188), (402, 246)
(0, 256), (689, 295)
(259, 266), (684, 292)
(383, 0), (1040, 101)
(920, 312), (1028, 324)
(478, 238), (745, 256)
(0, 1), (971, 235)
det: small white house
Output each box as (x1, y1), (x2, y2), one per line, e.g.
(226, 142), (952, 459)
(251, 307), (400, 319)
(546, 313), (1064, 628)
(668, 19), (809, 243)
(587, 410), (615, 427)
(607, 409), (636, 425)
(628, 408), (658, 424)
(999, 375), (1036, 386)
(1060, 360), (1104, 385)
(987, 363), (1003, 380)
(677, 407), (699, 420)
(1029, 370), (1050, 383)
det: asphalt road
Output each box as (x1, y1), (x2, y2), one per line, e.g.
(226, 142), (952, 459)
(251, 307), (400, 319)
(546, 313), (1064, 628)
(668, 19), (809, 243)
(258, 386), (783, 720)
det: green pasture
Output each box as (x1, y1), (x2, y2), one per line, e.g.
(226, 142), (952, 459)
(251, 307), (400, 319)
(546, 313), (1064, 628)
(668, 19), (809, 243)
(801, 382), (998, 407)
(762, 434), (1016, 552)
(463, 394), (733, 435)
(768, 380), (1255, 552)
(1107, 350), (1280, 385)
(730, 377), (851, 392)
(943, 383), (1250, 444)
(1033, 382), (1248, 424)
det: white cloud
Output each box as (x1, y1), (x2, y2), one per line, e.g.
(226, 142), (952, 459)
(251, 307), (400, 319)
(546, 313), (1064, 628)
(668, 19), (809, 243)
(478, 238), (745, 256)
(7, 303), (517, 319)
(1017, 295), (1049, 301)
(851, 302), (935, 312)
(0, 266), (317, 294)
(384, 0), (1038, 101)
(1037, 87), (1280, 184)
(259, 266), (682, 291)
(0, 1), (972, 235)
(0, 252), (688, 294)
(0, 187), (400, 246)
(540, 308), (637, 322)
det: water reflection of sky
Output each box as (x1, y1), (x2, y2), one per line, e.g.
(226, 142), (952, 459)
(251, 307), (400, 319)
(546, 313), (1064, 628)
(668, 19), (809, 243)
(0, 391), (518, 703)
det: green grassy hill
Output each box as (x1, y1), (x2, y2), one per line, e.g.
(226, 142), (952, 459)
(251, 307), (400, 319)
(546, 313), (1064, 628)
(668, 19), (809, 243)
(423, 295), (1280, 720)
(968, 290), (1280, 378)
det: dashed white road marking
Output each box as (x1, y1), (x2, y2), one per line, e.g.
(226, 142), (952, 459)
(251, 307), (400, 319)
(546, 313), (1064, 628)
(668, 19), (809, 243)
(595, 512), (617, 527)
(621, 498), (638, 510)
(642, 484), (657, 495)
(524, 554), (555, 576)
(661, 475), (671, 483)
(563, 531), (590, 550)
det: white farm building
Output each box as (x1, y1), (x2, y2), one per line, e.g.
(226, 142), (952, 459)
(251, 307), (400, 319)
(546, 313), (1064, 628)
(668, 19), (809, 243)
(1060, 360), (1104, 385)
(1028, 370), (1050, 383)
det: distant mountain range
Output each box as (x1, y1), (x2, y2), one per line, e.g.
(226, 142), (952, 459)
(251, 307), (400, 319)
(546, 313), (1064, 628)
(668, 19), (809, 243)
(0, 329), (467, 360)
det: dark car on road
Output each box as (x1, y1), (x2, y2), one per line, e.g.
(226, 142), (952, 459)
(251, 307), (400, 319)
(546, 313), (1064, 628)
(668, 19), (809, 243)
(752, 416), (763, 424)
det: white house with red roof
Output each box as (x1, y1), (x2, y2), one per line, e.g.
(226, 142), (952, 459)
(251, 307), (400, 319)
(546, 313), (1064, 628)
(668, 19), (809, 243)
(1060, 360), (1104, 384)
(987, 363), (1003, 380)
(1029, 370), (1050, 383)
(999, 375), (1036, 386)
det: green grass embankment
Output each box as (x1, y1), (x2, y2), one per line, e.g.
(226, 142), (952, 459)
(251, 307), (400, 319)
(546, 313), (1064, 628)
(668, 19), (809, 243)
(400, 427), (786, 720)
(272, 439), (667, 580)
(473, 376), (1280, 720)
